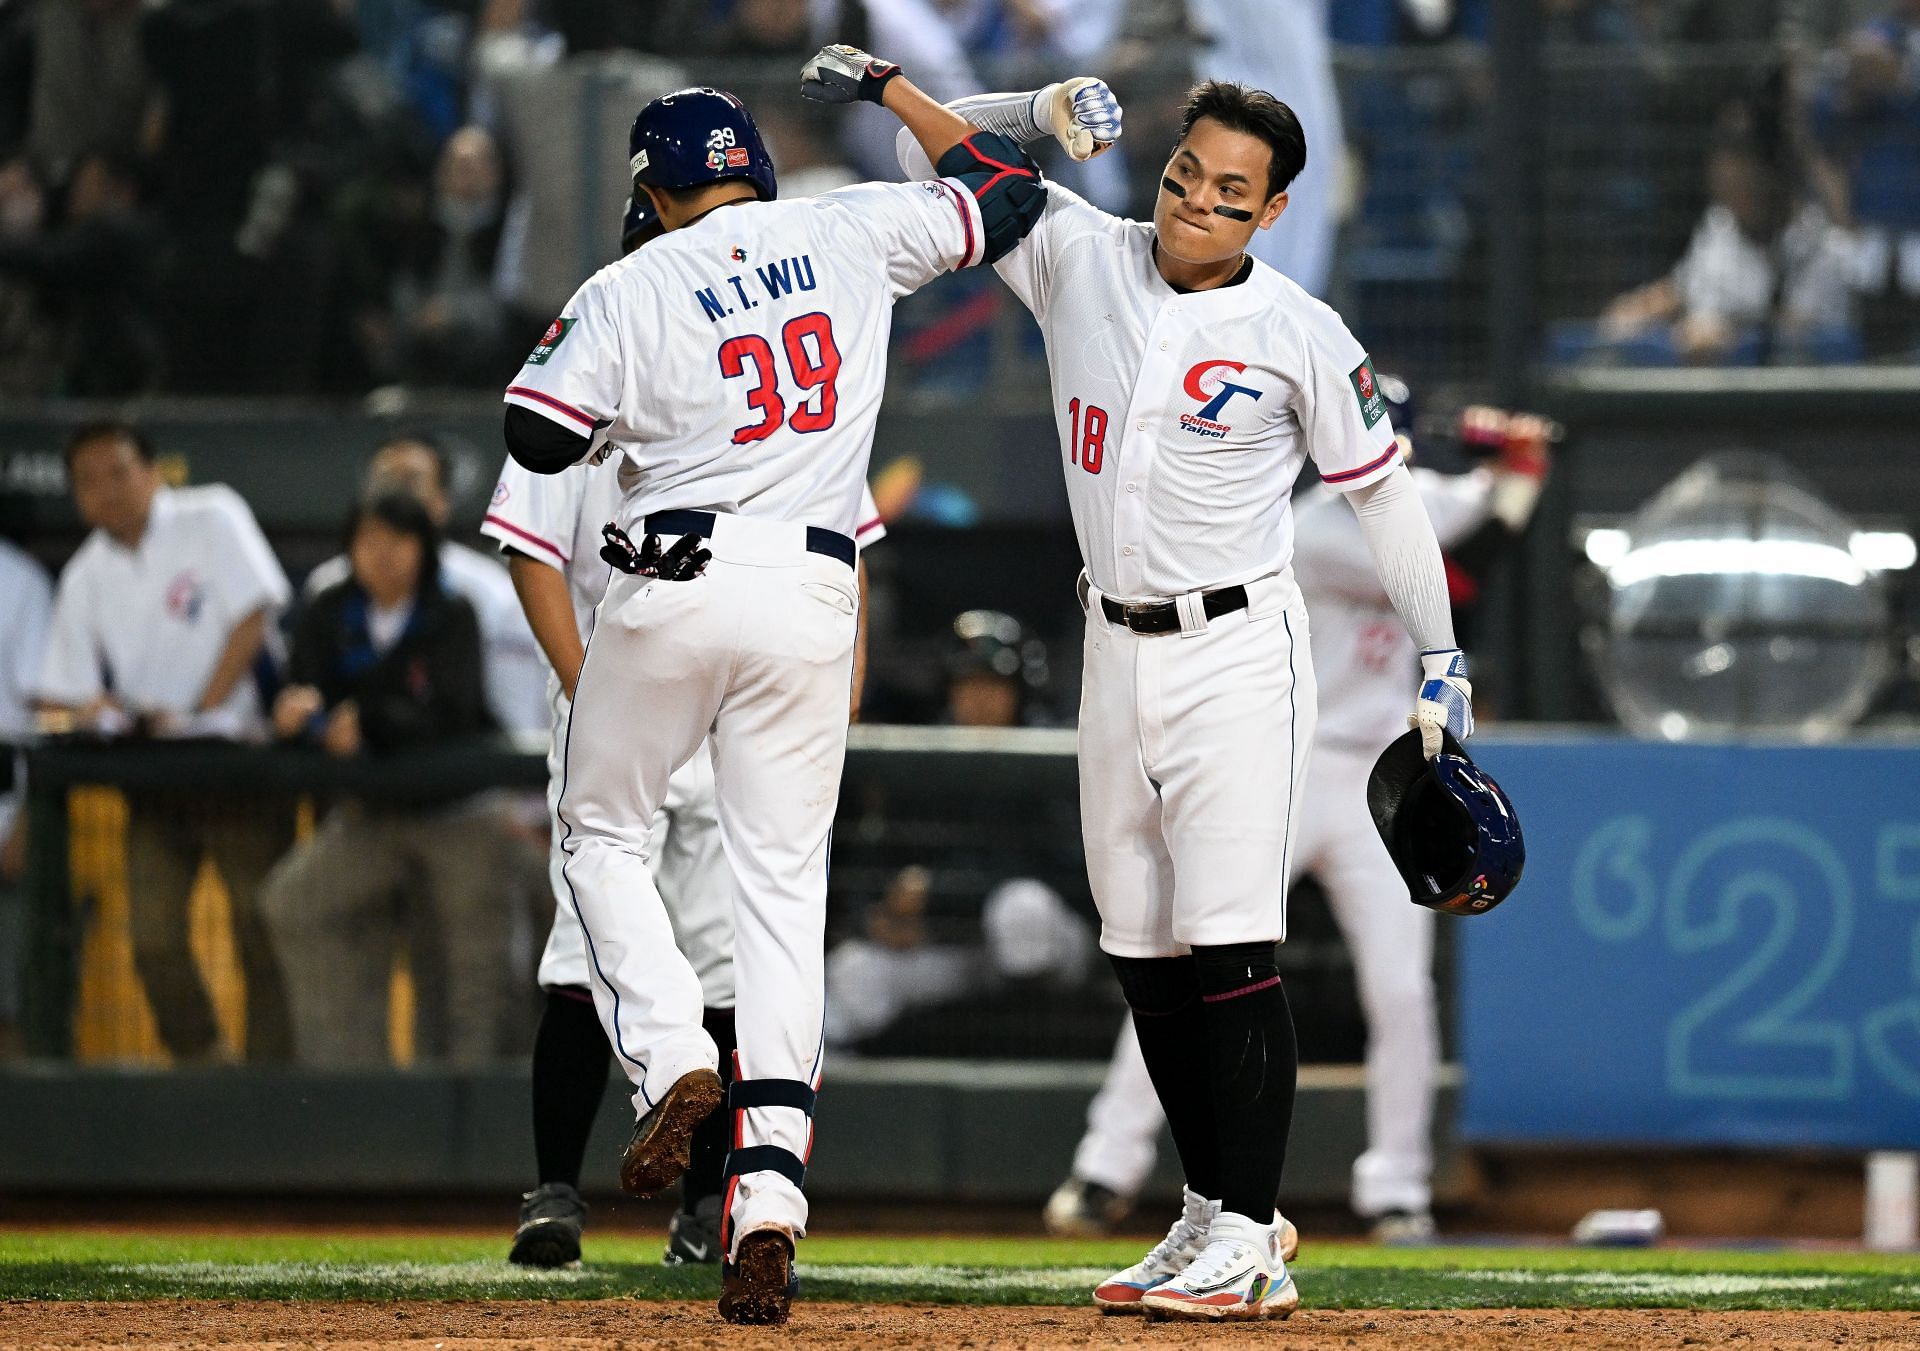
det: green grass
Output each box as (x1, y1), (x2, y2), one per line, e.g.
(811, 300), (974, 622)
(1, 1231), (1916, 1310)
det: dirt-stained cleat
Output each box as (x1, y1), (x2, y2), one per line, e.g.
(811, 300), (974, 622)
(1140, 1210), (1300, 1322)
(1092, 1186), (1219, 1314)
(719, 1226), (799, 1325)
(619, 1067), (723, 1198)
(508, 1182), (587, 1268)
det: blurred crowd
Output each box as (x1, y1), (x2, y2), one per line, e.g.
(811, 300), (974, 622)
(2, 0), (1916, 405)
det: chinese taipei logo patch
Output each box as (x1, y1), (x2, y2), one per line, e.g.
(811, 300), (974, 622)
(526, 317), (575, 366)
(1180, 359), (1262, 438)
(1350, 357), (1388, 429)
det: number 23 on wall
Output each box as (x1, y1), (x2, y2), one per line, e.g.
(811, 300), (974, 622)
(1067, 398), (1107, 475)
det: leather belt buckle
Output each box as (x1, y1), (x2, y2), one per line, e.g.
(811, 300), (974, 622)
(1122, 601), (1163, 630)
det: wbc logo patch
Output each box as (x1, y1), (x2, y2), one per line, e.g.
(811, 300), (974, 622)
(526, 317), (575, 365)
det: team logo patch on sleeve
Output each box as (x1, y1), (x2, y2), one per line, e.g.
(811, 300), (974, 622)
(1350, 358), (1387, 430)
(526, 317), (575, 365)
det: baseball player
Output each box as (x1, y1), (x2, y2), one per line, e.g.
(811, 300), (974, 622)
(888, 73), (1473, 1319)
(492, 189), (889, 1272)
(499, 75), (1049, 1323)
(1046, 389), (1554, 1245)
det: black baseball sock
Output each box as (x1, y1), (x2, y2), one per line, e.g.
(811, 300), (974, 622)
(1192, 942), (1297, 1223)
(683, 1005), (738, 1211)
(532, 987), (614, 1189)
(1109, 954), (1219, 1201)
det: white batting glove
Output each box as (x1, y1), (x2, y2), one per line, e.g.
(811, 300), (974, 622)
(1033, 77), (1122, 161)
(800, 43), (902, 106)
(1412, 648), (1474, 758)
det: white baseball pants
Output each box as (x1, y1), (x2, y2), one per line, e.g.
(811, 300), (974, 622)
(538, 703), (734, 1008)
(1077, 570), (1318, 957)
(555, 513), (857, 1248)
(1069, 743), (1439, 1216)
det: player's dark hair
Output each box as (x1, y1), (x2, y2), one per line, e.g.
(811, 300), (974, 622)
(372, 431), (450, 491)
(1176, 80), (1307, 200)
(63, 419), (156, 471)
(345, 490), (443, 597)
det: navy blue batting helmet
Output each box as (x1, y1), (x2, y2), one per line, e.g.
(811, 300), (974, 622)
(621, 194), (661, 254)
(1367, 728), (1524, 916)
(628, 86), (777, 203)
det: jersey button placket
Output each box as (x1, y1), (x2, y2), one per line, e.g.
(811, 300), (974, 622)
(1115, 301), (1182, 596)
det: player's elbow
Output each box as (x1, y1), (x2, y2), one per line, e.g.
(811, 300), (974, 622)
(938, 132), (1046, 265)
(503, 405), (589, 475)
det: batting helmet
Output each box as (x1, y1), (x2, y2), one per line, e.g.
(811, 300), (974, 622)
(1366, 728), (1524, 917)
(628, 87), (777, 203)
(621, 194), (661, 255)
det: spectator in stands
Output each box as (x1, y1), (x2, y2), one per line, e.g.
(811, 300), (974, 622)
(33, 421), (294, 1062)
(823, 611), (1090, 1050)
(1593, 120), (1858, 364)
(0, 531), (52, 1058)
(354, 126), (526, 389)
(262, 491), (515, 1068)
(13, 0), (150, 188)
(1810, 2), (1920, 355)
(306, 434), (549, 738)
(0, 151), (161, 396)
(0, 156), (60, 398)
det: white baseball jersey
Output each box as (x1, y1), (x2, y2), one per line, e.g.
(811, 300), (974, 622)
(481, 463), (886, 643)
(1292, 467), (1494, 751)
(36, 485), (290, 739)
(503, 180), (985, 538)
(994, 184), (1401, 598)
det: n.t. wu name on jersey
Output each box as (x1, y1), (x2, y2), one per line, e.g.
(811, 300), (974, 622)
(694, 254), (819, 322)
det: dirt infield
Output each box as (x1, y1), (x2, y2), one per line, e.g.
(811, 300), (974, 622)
(4, 1302), (1920, 1349)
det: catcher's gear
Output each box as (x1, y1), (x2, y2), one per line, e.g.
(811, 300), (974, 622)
(600, 524), (711, 581)
(1037, 77), (1122, 161)
(1413, 647), (1473, 758)
(934, 133), (1045, 265)
(1367, 728), (1523, 917)
(629, 87), (777, 203)
(799, 44), (902, 106)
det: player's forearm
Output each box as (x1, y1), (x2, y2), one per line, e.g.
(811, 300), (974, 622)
(895, 90), (1049, 178)
(881, 75), (981, 173)
(508, 555), (585, 698)
(1344, 464), (1457, 654)
(195, 608), (269, 713)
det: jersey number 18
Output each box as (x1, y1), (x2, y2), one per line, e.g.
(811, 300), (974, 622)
(719, 312), (842, 445)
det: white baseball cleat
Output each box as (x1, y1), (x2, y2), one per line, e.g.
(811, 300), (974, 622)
(1091, 1187), (1218, 1314)
(1138, 1210), (1301, 1322)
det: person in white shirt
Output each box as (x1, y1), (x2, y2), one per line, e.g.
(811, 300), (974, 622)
(487, 298), (890, 1264)
(34, 422), (295, 1062)
(1046, 395), (1553, 1246)
(0, 536), (52, 1054)
(885, 70), (1472, 1319)
(498, 71), (1046, 1323)
(306, 434), (550, 739)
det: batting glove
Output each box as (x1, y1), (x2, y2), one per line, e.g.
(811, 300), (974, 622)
(1412, 648), (1473, 758)
(1034, 77), (1122, 161)
(800, 44), (902, 106)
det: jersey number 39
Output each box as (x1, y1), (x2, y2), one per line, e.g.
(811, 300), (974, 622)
(719, 312), (841, 445)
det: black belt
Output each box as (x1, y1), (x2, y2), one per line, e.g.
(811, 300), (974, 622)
(643, 510), (855, 568)
(1100, 585), (1249, 635)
